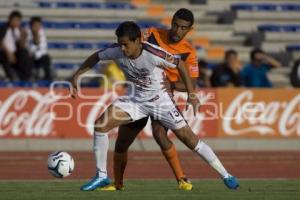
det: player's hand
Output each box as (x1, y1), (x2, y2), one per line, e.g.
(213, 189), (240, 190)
(186, 93), (200, 116)
(70, 76), (78, 99)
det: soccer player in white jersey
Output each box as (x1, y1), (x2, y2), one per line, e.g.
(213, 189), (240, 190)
(70, 21), (239, 191)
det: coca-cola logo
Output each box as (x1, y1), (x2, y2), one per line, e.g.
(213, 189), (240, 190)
(0, 90), (58, 137)
(223, 90), (300, 137)
(1, 89), (299, 138)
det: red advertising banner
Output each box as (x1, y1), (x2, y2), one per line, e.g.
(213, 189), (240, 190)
(217, 89), (300, 138)
(0, 88), (299, 138)
(0, 88), (217, 138)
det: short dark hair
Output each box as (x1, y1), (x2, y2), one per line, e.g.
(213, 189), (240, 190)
(198, 59), (207, 68)
(115, 21), (141, 41)
(225, 49), (237, 60)
(8, 10), (22, 21)
(173, 8), (194, 26)
(250, 48), (264, 61)
(30, 16), (42, 27)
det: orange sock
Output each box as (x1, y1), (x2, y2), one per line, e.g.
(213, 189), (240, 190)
(162, 144), (185, 181)
(113, 152), (128, 187)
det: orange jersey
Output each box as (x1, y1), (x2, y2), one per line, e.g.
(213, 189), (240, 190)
(142, 27), (199, 82)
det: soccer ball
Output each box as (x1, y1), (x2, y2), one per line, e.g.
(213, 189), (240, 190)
(47, 151), (75, 178)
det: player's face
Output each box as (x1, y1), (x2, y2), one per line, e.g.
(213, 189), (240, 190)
(169, 17), (192, 43)
(118, 36), (141, 58)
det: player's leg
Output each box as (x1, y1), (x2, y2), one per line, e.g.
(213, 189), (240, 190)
(113, 117), (149, 189)
(81, 104), (132, 191)
(151, 120), (172, 151)
(151, 120), (192, 190)
(156, 93), (238, 190)
(172, 125), (239, 190)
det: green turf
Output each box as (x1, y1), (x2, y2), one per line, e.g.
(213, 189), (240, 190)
(0, 179), (300, 200)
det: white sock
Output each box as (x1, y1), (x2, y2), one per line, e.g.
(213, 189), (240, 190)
(93, 131), (109, 178)
(194, 140), (229, 178)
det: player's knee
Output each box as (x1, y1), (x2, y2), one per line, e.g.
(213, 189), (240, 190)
(94, 123), (110, 132)
(94, 126), (109, 133)
(115, 137), (130, 153)
(115, 144), (129, 153)
(94, 118), (110, 132)
(174, 126), (198, 150)
(158, 138), (173, 151)
(153, 130), (172, 151)
(175, 131), (188, 143)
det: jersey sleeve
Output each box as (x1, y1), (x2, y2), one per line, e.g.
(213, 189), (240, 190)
(98, 44), (121, 60)
(185, 49), (199, 78)
(144, 43), (179, 69)
(141, 27), (153, 42)
(155, 51), (179, 69)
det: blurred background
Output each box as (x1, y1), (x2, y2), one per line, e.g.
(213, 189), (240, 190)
(0, 0), (300, 87)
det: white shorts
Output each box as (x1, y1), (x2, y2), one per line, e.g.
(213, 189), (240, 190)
(113, 91), (187, 130)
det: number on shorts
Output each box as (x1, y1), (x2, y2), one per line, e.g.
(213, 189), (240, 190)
(168, 108), (180, 119)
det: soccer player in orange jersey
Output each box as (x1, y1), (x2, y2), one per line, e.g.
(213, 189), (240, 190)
(109, 9), (238, 191)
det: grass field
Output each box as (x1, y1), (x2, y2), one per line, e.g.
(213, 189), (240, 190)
(0, 179), (300, 200)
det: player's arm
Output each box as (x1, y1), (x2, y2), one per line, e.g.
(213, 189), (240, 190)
(172, 50), (199, 92)
(171, 77), (197, 92)
(177, 60), (200, 116)
(70, 52), (100, 99)
(70, 44), (120, 98)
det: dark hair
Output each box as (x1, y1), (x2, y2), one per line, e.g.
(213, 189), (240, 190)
(198, 59), (207, 68)
(8, 10), (22, 21)
(225, 49), (237, 60)
(115, 21), (141, 41)
(173, 8), (194, 26)
(30, 16), (42, 27)
(250, 48), (264, 61)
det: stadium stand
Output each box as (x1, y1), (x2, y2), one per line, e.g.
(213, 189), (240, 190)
(0, 0), (298, 87)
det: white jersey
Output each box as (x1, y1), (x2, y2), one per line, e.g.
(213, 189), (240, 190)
(26, 28), (48, 59)
(98, 42), (179, 101)
(3, 27), (21, 53)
